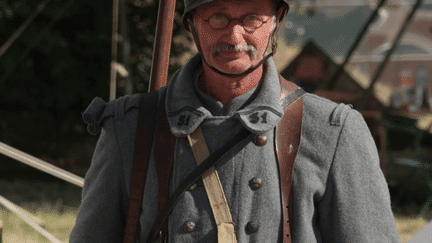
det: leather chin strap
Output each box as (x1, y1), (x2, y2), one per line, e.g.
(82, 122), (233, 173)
(188, 17), (281, 78)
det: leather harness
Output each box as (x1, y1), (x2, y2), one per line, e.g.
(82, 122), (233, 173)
(123, 77), (304, 243)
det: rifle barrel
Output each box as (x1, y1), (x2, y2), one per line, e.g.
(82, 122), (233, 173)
(148, 0), (177, 92)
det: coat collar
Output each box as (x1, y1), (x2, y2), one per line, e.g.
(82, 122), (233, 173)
(166, 54), (284, 137)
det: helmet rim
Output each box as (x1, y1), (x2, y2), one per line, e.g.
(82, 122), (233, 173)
(182, 0), (289, 31)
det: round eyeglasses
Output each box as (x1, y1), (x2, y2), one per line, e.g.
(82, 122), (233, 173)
(204, 13), (273, 31)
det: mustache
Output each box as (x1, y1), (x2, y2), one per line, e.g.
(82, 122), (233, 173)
(210, 44), (257, 59)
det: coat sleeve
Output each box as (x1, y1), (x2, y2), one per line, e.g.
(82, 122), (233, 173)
(70, 118), (128, 243)
(318, 109), (400, 242)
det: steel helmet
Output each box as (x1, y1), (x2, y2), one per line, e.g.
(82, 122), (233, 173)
(183, 0), (289, 30)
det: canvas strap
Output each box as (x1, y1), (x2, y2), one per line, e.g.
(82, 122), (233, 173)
(187, 126), (238, 243)
(148, 127), (252, 243)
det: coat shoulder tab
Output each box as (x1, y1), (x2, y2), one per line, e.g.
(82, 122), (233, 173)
(329, 103), (353, 127)
(82, 94), (141, 135)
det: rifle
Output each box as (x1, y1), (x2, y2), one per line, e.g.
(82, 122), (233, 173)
(123, 0), (177, 242)
(148, 0), (177, 92)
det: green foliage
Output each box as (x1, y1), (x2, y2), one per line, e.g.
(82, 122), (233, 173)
(0, 0), (193, 169)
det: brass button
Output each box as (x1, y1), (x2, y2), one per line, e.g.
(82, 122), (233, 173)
(254, 134), (267, 146)
(183, 222), (196, 233)
(249, 177), (262, 190)
(246, 221), (259, 233)
(188, 183), (197, 191)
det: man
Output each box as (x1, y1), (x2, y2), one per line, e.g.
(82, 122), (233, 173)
(70, 0), (400, 242)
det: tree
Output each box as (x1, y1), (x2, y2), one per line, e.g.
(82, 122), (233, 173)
(0, 0), (193, 174)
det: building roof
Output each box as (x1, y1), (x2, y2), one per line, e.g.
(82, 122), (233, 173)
(281, 40), (387, 108)
(283, 0), (432, 58)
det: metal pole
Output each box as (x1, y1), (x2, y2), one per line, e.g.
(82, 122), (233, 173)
(326, 0), (387, 89)
(120, 0), (132, 95)
(148, 0), (177, 92)
(0, 0), (52, 58)
(110, 0), (120, 100)
(0, 141), (84, 187)
(0, 196), (45, 226)
(0, 196), (62, 243)
(356, 0), (424, 111)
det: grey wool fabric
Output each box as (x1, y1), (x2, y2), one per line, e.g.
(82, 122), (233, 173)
(70, 54), (400, 243)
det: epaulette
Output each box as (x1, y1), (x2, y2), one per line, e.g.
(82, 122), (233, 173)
(82, 94), (141, 135)
(329, 103), (353, 127)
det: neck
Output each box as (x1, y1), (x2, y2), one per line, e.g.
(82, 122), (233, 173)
(199, 62), (264, 106)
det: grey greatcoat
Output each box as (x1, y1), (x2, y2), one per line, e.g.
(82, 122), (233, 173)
(70, 55), (400, 242)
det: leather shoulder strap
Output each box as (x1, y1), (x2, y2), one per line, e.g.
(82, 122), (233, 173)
(123, 88), (175, 243)
(276, 76), (305, 243)
(153, 90), (177, 242)
(123, 91), (160, 243)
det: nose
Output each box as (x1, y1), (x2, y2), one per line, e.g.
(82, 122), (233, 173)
(225, 20), (246, 44)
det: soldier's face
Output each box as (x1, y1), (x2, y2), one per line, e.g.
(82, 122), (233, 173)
(192, 0), (278, 74)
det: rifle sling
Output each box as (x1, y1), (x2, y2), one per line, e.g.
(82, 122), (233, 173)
(123, 91), (160, 243)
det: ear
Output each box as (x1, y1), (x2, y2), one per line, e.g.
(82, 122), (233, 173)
(276, 3), (289, 23)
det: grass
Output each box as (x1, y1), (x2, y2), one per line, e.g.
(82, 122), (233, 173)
(0, 179), (80, 243)
(0, 179), (431, 242)
(1, 202), (77, 243)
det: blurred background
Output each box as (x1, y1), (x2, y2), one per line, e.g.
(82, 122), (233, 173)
(1, 0), (432, 242)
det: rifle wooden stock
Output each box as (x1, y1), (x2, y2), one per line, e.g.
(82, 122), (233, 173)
(148, 0), (177, 92)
